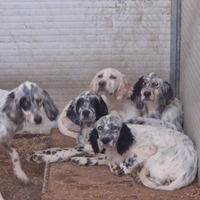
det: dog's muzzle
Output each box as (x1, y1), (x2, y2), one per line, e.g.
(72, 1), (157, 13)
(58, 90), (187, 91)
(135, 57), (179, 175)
(100, 137), (113, 147)
(144, 91), (151, 99)
(80, 109), (93, 122)
(34, 115), (42, 124)
(98, 81), (107, 93)
(102, 137), (111, 144)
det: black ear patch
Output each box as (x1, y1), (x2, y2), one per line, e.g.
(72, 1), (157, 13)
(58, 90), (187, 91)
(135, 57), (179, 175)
(162, 81), (174, 105)
(96, 97), (108, 121)
(117, 123), (135, 155)
(2, 92), (15, 113)
(131, 76), (144, 110)
(66, 99), (80, 125)
(158, 81), (174, 112)
(89, 128), (99, 154)
(43, 90), (59, 121)
(2, 92), (24, 124)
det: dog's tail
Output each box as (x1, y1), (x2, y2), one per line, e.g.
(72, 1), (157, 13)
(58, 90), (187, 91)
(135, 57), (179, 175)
(139, 167), (197, 191)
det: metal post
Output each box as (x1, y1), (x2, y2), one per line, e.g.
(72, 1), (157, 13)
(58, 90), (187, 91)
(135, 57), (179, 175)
(170, 0), (181, 98)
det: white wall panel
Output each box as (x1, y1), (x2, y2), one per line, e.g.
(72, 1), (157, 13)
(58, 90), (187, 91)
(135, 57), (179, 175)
(0, 0), (171, 133)
(180, 0), (200, 181)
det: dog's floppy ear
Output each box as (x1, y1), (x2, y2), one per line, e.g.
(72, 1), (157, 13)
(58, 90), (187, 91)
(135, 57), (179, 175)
(115, 74), (132, 102)
(43, 90), (59, 121)
(117, 123), (135, 155)
(96, 97), (108, 121)
(89, 128), (99, 154)
(163, 81), (174, 105)
(158, 81), (174, 110)
(2, 92), (23, 124)
(2, 92), (15, 113)
(90, 76), (98, 93)
(131, 76), (144, 109)
(66, 99), (80, 125)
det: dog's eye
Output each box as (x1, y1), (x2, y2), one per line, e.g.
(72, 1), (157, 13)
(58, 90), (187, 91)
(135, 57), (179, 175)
(152, 82), (159, 87)
(141, 82), (146, 86)
(111, 126), (118, 130)
(98, 74), (103, 79)
(110, 75), (116, 79)
(36, 98), (42, 104)
(97, 126), (103, 131)
(77, 98), (84, 106)
(91, 99), (97, 105)
(20, 97), (30, 110)
(23, 101), (28, 106)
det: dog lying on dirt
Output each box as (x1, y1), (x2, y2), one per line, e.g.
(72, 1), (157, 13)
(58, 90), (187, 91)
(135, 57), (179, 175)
(72, 115), (197, 191)
(131, 72), (183, 132)
(27, 91), (108, 163)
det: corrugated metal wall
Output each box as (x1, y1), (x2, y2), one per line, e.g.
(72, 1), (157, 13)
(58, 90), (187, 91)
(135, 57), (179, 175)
(0, 0), (171, 133)
(180, 0), (200, 181)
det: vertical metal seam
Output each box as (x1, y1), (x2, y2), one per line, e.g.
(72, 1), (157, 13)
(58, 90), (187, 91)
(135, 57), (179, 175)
(176, 0), (181, 98)
(170, 0), (181, 98)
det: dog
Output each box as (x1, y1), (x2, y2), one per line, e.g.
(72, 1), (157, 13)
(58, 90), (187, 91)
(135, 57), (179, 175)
(131, 72), (183, 132)
(71, 115), (197, 191)
(90, 68), (140, 120)
(27, 91), (108, 163)
(0, 81), (59, 200)
(58, 68), (140, 138)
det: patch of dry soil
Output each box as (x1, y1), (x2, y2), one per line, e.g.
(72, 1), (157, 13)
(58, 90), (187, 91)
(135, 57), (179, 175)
(0, 134), (49, 200)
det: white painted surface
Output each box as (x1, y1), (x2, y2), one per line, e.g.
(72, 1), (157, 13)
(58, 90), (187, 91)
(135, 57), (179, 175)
(0, 0), (171, 133)
(180, 0), (200, 182)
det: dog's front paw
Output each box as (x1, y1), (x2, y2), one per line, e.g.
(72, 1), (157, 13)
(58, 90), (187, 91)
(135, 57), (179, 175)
(27, 151), (45, 164)
(14, 169), (29, 184)
(113, 165), (125, 177)
(133, 173), (141, 183)
(71, 157), (94, 166)
(71, 157), (80, 165)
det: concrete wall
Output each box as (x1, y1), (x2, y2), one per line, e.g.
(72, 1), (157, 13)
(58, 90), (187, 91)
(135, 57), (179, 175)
(0, 0), (171, 133)
(180, 0), (200, 181)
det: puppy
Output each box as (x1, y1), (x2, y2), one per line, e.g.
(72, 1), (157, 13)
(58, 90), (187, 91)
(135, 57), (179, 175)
(58, 68), (140, 138)
(131, 72), (183, 132)
(0, 81), (58, 199)
(72, 115), (197, 191)
(28, 92), (108, 163)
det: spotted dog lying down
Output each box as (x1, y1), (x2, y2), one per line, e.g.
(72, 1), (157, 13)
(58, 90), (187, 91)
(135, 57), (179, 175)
(131, 73), (183, 132)
(28, 91), (108, 163)
(72, 115), (197, 191)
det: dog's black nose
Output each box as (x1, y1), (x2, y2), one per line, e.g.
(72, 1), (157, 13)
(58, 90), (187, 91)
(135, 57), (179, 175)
(102, 137), (111, 144)
(34, 116), (42, 124)
(99, 81), (106, 88)
(82, 110), (90, 117)
(144, 91), (151, 97)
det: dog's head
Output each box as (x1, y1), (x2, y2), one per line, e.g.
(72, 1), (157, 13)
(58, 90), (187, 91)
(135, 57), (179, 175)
(2, 81), (59, 125)
(89, 115), (135, 155)
(90, 68), (132, 102)
(67, 91), (108, 125)
(131, 73), (174, 109)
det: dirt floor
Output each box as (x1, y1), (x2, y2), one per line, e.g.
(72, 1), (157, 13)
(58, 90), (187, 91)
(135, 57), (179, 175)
(0, 134), (49, 200)
(1, 129), (200, 200)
